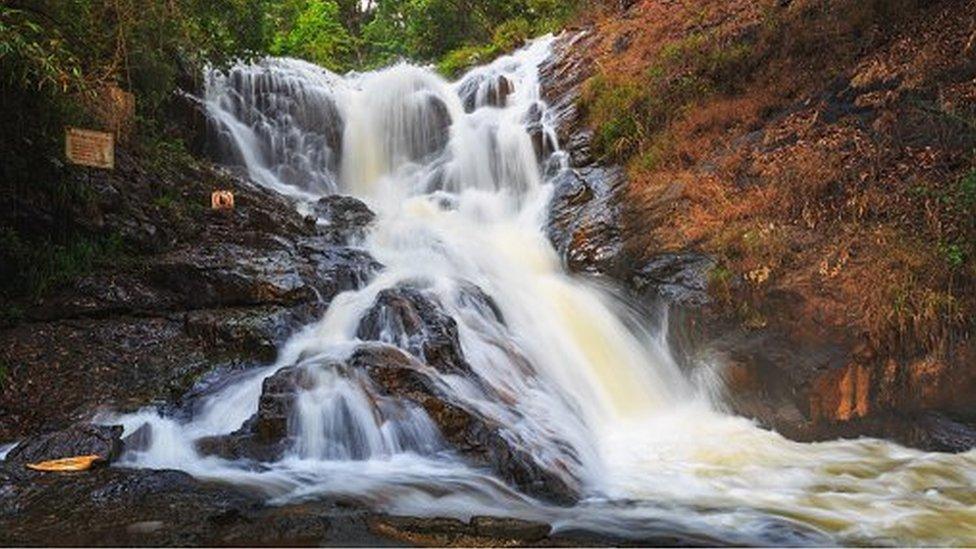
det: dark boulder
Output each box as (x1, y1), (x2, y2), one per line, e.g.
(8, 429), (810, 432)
(306, 246), (382, 303)
(487, 75), (514, 108)
(195, 366), (316, 461)
(311, 195), (376, 243)
(455, 282), (505, 325)
(256, 366), (314, 442)
(406, 94), (452, 162)
(351, 345), (580, 504)
(120, 422), (154, 454)
(195, 423), (291, 463)
(356, 285), (472, 375)
(3, 423), (123, 469)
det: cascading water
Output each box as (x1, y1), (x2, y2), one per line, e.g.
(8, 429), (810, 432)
(109, 36), (976, 545)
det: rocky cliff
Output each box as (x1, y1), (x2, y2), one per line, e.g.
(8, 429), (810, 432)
(540, 0), (976, 451)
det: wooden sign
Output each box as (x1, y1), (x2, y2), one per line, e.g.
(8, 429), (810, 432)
(65, 127), (115, 169)
(211, 190), (235, 210)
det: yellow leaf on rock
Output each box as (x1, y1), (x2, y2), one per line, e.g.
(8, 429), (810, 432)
(25, 455), (103, 472)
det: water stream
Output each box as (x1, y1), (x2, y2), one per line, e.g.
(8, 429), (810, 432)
(107, 36), (976, 546)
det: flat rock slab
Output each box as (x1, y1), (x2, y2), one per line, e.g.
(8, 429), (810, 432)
(3, 424), (123, 469)
(0, 466), (395, 547)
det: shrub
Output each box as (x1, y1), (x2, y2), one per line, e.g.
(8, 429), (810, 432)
(270, 0), (355, 72)
(492, 18), (531, 51)
(583, 30), (757, 163)
(0, 227), (125, 301)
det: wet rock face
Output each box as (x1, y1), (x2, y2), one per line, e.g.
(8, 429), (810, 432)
(0, 318), (235, 442)
(351, 345), (579, 504)
(356, 286), (472, 375)
(0, 467), (252, 545)
(631, 253), (716, 307)
(307, 246), (382, 302)
(539, 31), (601, 167)
(152, 241), (317, 309)
(702, 317), (976, 453)
(3, 424), (123, 468)
(547, 167), (626, 276)
(0, 461), (592, 547)
(540, 32), (631, 278)
(184, 305), (317, 362)
(311, 194), (376, 243)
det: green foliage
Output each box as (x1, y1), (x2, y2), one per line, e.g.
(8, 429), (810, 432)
(270, 0), (355, 71)
(942, 169), (976, 270)
(434, 17), (532, 78)
(0, 7), (82, 94)
(0, 0), (275, 210)
(958, 170), (976, 208)
(0, 227), (126, 301)
(940, 243), (966, 269)
(2, 1), (272, 116)
(365, 0), (582, 73)
(911, 168), (976, 271)
(582, 30), (756, 163)
(437, 45), (495, 78)
(435, 10), (573, 78)
(582, 74), (644, 159)
(492, 18), (531, 51)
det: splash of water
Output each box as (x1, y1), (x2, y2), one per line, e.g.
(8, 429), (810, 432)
(110, 36), (976, 546)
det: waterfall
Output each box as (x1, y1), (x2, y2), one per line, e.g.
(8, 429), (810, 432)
(109, 36), (976, 546)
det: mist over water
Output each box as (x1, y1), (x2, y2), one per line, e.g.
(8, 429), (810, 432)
(108, 36), (976, 546)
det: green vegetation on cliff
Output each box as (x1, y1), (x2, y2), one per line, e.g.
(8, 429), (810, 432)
(0, 0), (582, 307)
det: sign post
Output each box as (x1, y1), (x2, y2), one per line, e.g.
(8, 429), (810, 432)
(65, 128), (115, 170)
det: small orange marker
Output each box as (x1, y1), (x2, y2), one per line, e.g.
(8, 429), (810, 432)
(211, 190), (235, 210)
(25, 454), (104, 472)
